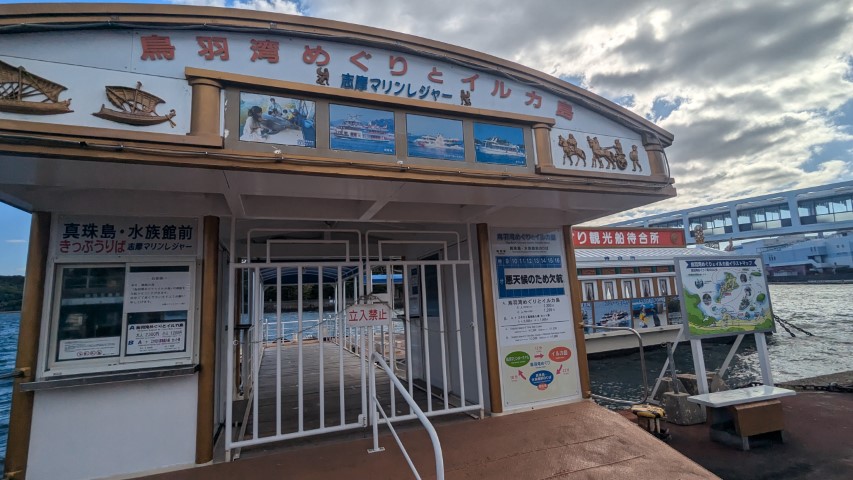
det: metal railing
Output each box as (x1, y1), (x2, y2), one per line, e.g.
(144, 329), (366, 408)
(369, 351), (444, 480)
(588, 325), (650, 405)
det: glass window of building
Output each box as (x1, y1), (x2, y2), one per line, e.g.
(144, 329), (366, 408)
(688, 213), (732, 236)
(640, 278), (652, 297)
(649, 219), (684, 229)
(621, 280), (634, 298)
(736, 203), (791, 231)
(798, 193), (853, 225)
(582, 281), (597, 301)
(658, 278), (669, 296)
(602, 281), (616, 300)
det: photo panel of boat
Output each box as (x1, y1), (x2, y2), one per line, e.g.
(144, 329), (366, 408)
(329, 103), (395, 155)
(406, 113), (465, 161)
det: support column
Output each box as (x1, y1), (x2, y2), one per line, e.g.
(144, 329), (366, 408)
(196, 216), (219, 464)
(563, 226), (591, 398)
(475, 224), (503, 413)
(4, 212), (50, 479)
(532, 123), (554, 169)
(642, 132), (668, 177)
(188, 77), (223, 142)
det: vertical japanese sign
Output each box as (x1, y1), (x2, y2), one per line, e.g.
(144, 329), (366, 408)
(490, 228), (581, 410)
(55, 215), (199, 257)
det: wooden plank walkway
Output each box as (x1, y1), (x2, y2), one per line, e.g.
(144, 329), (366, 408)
(238, 340), (445, 442)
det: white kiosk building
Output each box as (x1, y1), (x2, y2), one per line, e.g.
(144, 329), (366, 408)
(1, 4), (679, 479)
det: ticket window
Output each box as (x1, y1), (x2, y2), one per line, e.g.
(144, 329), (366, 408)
(45, 263), (197, 377)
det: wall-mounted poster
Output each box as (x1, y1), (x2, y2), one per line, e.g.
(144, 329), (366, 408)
(474, 123), (526, 165)
(330, 104), (395, 155)
(239, 92), (316, 147)
(124, 266), (191, 356)
(406, 114), (465, 161)
(490, 228), (581, 411)
(550, 127), (649, 175)
(593, 299), (632, 328)
(674, 256), (774, 339)
(631, 297), (668, 329)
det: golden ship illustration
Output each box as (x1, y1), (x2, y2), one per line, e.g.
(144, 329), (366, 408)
(0, 59), (73, 115)
(93, 82), (176, 127)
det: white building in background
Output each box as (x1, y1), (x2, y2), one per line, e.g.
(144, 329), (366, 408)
(609, 181), (853, 280)
(735, 233), (853, 279)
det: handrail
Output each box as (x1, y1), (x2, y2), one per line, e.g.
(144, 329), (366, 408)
(588, 325), (649, 405)
(369, 351), (445, 480)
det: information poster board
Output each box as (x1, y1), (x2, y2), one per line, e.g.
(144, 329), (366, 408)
(490, 228), (581, 410)
(674, 256), (774, 339)
(125, 268), (191, 355)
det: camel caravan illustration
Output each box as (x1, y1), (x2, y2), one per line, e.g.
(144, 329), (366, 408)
(557, 133), (643, 172)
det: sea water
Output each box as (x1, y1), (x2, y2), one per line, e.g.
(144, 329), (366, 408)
(0, 312), (19, 466)
(1, 284), (852, 461)
(588, 283), (853, 404)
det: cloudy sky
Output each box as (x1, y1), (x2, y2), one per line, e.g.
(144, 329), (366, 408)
(0, 0), (851, 273)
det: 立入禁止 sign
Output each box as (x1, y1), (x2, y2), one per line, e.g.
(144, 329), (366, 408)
(345, 303), (392, 327)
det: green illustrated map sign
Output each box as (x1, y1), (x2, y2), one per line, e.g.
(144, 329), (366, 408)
(674, 256), (774, 339)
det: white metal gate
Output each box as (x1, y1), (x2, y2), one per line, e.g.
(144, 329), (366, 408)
(225, 225), (484, 456)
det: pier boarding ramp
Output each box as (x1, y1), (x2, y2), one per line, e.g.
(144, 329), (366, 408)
(225, 223), (484, 456)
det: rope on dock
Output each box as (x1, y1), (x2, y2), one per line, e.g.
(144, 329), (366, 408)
(773, 314), (814, 336)
(774, 318), (796, 337)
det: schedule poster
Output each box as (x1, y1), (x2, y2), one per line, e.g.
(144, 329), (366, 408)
(490, 228), (581, 410)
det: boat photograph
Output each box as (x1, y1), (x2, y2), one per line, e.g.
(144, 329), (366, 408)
(406, 113), (465, 161)
(473, 122), (526, 165)
(329, 104), (396, 154)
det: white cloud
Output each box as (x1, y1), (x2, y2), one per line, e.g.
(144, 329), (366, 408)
(5, 239), (26, 244)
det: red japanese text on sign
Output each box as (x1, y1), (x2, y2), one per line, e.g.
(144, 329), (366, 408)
(250, 39), (280, 63)
(302, 45), (330, 66)
(197, 36), (229, 61)
(571, 228), (686, 248)
(556, 101), (574, 121)
(345, 303), (392, 327)
(140, 35), (175, 61)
